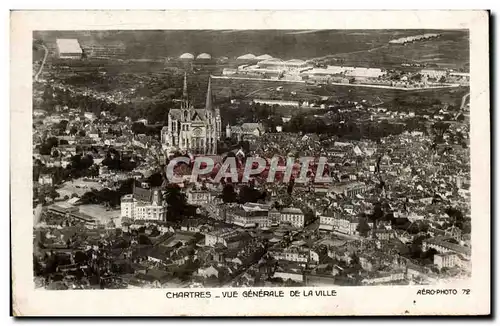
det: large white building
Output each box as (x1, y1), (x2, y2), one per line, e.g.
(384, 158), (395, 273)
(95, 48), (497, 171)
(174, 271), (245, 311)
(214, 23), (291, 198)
(319, 212), (359, 235)
(120, 185), (166, 221)
(304, 66), (386, 79)
(280, 207), (307, 228)
(161, 74), (221, 154)
(56, 39), (83, 59)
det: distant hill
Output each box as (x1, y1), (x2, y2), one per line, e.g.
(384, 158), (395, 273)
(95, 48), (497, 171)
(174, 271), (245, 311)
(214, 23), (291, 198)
(33, 30), (469, 67)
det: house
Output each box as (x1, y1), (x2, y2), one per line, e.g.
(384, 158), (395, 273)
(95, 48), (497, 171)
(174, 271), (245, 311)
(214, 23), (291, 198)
(268, 246), (309, 264)
(322, 214), (359, 235)
(204, 229), (251, 249)
(273, 263), (304, 283)
(268, 208), (281, 226)
(319, 211), (337, 231)
(38, 173), (53, 186)
(330, 181), (373, 197)
(422, 237), (471, 259)
(187, 189), (216, 205)
(83, 112), (97, 121)
(226, 204), (270, 228)
(197, 265), (220, 278)
(373, 229), (396, 241)
(147, 248), (167, 264)
(328, 247), (353, 265)
(361, 270), (406, 285)
(434, 252), (458, 269)
(227, 123), (266, 142)
(280, 207), (306, 228)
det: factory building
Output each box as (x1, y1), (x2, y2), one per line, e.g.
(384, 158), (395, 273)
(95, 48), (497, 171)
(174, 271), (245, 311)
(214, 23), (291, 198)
(55, 39), (82, 59)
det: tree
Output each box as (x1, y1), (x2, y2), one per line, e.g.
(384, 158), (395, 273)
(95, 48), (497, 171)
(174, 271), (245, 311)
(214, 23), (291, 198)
(57, 120), (69, 134)
(165, 185), (188, 221)
(131, 122), (147, 135)
(138, 234), (152, 245)
(238, 185), (264, 204)
(411, 73), (422, 82)
(356, 217), (371, 237)
(74, 251), (88, 265)
(222, 184), (237, 203)
(49, 188), (60, 200)
(369, 202), (384, 223)
(147, 172), (164, 188)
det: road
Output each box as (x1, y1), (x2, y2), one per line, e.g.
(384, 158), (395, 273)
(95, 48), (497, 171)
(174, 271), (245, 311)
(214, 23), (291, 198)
(34, 43), (48, 82)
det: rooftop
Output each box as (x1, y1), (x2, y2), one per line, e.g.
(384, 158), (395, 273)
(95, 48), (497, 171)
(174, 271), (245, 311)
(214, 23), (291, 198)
(56, 39), (82, 54)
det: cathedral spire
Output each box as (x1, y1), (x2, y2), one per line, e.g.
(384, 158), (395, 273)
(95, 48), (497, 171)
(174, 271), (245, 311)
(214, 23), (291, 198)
(182, 71), (188, 100)
(205, 76), (213, 111)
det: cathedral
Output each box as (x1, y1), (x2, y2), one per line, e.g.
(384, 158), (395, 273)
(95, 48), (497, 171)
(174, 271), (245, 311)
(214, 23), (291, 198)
(161, 73), (221, 154)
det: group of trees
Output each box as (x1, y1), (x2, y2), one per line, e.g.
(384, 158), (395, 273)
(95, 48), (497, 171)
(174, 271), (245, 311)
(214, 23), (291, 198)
(39, 72), (186, 124)
(101, 151), (138, 171)
(283, 115), (421, 141)
(163, 184), (197, 222)
(38, 137), (60, 156)
(221, 183), (268, 204)
(445, 206), (470, 234)
(66, 154), (98, 179)
(79, 178), (135, 207)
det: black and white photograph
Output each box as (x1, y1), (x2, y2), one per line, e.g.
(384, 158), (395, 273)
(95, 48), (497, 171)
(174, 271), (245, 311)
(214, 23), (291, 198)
(11, 10), (490, 316)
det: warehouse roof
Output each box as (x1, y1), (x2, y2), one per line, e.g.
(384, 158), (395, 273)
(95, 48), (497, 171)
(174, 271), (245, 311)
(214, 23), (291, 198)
(56, 39), (82, 54)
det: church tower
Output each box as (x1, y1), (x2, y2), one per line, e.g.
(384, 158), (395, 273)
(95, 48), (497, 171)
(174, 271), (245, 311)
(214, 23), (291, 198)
(162, 74), (221, 155)
(181, 71), (191, 121)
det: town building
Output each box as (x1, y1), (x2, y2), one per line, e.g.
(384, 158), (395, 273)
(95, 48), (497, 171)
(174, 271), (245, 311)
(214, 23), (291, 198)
(268, 208), (281, 226)
(204, 229), (250, 249)
(226, 123), (265, 141)
(38, 173), (53, 186)
(361, 270), (406, 285)
(319, 211), (338, 231)
(280, 207), (307, 228)
(422, 237), (471, 259)
(161, 74), (221, 154)
(321, 213), (359, 235)
(253, 99), (300, 108)
(186, 189), (216, 206)
(120, 184), (166, 221)
(420, 69), (448, 80)
(330, 181), (372, 197)
(434, 252), (458, 269)
(226, 204), (270, 228)
(268, 246), (319, 265)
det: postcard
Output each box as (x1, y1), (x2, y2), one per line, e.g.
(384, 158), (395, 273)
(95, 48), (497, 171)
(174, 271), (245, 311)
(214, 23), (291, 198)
(10, 10), (490, 316)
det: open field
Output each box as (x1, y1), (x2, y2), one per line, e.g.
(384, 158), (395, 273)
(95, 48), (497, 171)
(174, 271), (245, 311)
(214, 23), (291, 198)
(78, 204), (120, 224)
(57, 179), (103, 198)
(212, 76), (469, 107)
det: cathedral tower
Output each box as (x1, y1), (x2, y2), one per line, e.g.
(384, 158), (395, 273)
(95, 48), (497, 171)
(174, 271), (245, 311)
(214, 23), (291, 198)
(161, 74), (221, 154)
